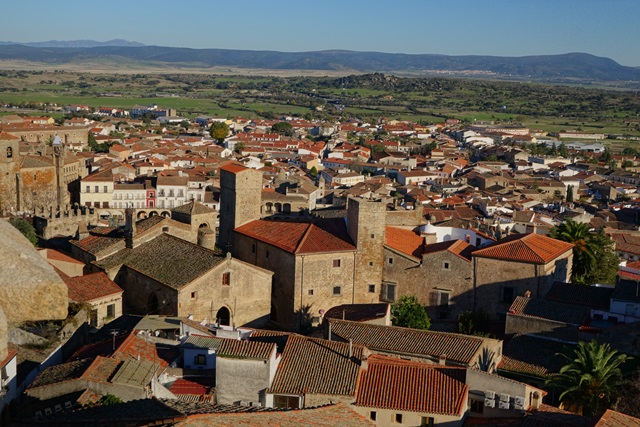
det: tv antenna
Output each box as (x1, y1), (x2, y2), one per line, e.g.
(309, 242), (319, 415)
(109, 329), (119, 351)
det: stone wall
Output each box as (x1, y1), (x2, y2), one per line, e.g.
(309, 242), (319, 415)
(216, 357), (270, 406)
(219, 167), (262, 250)
(505, 314), (580, 342)
(178, 257), (272, 327)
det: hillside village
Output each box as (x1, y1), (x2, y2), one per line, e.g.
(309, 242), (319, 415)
(1, 105), (640, 426)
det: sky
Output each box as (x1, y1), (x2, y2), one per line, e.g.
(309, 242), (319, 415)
(2, 0), (639, 66)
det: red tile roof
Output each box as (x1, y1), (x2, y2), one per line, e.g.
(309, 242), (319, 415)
(267, 335), (363, 397)
(384, 227), (424, 259)
(63, 272), (123, 302)
(235, 219), (356, 254)
(472, 233), (573, 264)
(355, 355), (467, 416)
(327, 319), (485, 365)
(594, 409), (640, 427)
(423, 240), (474, 262)
(220, 163), (249, 174)
(218, 339), (276, 360)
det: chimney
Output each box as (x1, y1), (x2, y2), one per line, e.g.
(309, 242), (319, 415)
(439, 354), (446, 365)
(348, 339), (353, 359)
(524, 290), (532, 298)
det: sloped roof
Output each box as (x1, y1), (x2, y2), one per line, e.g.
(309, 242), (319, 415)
(355, 355), (467, 416)
(220, 163), (249, 174)
(498, 335), (573, 378)
(98, 234), (225, 290)
(384, 226), (424, 259)
(218, 339), (275, 360)
(235, 219), (356, 255)
(508, 296), (590, 325)
(324, 303), (389, 322)
(327, 319), (484, 365)
(423, 240), (474, 262)
(63, 272), (123, 302)
(594, 409), (640, 427)
(267, 335), (363, 396)
(171, 200), (216, 216)
(472, 233), (573, 264)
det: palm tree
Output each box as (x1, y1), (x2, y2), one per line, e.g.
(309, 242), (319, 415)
(549, 219), (596, 283)
(546, 340), (630, 417)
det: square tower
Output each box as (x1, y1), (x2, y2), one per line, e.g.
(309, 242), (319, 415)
(0, 132), (20, 212)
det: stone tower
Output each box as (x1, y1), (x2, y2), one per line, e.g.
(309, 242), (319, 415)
(346, 197), (386, 303)
(0, 132), (20, 212)
(52, 135), (69, 210)
(219, 164), (262, 254)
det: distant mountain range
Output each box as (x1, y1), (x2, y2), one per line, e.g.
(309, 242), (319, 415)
(0, 42), (639, 82)
(0, 39), (144, 48)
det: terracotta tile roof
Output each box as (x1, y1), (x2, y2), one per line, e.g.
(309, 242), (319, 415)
(63, 272), (123, 302)
(355, 355), (467, 416)
(218, 339), (276, 360)
(324, 303), (389, 322)
(498, 335), (572, 378)
(169, 377), (214, 396)
(384, 226), (424, 259)
(20, 155), (53, 168)
(611, 234), (640, 256)
(114, 332), (177, 368)
(235, 219), (356, 254)
(472, 233), (573, 264)
(544, 282), (613, 310)
(424, 240), (474, 262)
(82, 356), (121, 383)
(267, 335), (363, 397)
(166, 402), (372, 427)
(0, 131), (19, 140)
(594, 409), (640, 427)
(182, 335), (222, 350)
(27, 356), (121, 390)
(220, 163), (249, 174)
(171, 200), (216, 215)
(327, 319), (484, 365)
(40, 248), (85, 265)
(508, 296), (590, 325)
(71, 234), (123, 255)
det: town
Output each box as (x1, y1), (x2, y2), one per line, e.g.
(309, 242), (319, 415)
(1, 93), (640, 427)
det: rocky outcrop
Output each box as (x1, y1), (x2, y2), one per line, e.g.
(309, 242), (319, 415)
(0, 219), (68, 358)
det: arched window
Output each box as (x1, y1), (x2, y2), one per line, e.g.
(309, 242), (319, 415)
(6, 147), (12, 159)
(216, 307), (231, 326)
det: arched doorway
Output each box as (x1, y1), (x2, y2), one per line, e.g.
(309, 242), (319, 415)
(137, 211), (148, 219)
(216, 307), (231, 326)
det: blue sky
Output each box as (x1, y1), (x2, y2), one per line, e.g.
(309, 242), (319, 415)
(2, 0), (639, 66)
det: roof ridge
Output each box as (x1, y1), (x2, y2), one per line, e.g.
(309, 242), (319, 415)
(294, 222), (316, 254)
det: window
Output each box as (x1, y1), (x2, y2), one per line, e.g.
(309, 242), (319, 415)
(443, 261), (450, 270)
(194, 354), (206, 365)
(6, 146), (12, 158)
(94, 185), (99, 193)
(222, 272), (231, 286)
(273, 395), (300, 409)
(308, 289), (314, 296)
(33, 174), (37, 182)
(395, 413), (403, 424)
(438, 291), (450, 307)
(369, 262), (373, 266)
(333, 259), (341, 268)
(421, 416), (435, 427)
(381, 283), (397, 302)
(371, 233), (375, 239)
(470, 399), (484, 414)
(252, 243), (256, 253)
(333, 286), (341, 296)
(191, 291), (197, 299)
(368, 284), (376, 293)
(106, 304), (115, 319)
(162, 226), (169, 232)
(266, 250), (270, 260)
(502, 286), (515, 303)
(370, 411), (377, 421)
(388, 257), (394, 265)
(86, 185), (90, 193)
(103, 185), (108, 193)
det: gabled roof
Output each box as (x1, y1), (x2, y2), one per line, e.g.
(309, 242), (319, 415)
(235, 219), (356, 255)
(267, 335), (363, 397)
(594, 409), (640, 427)
(472, 233), (573, 264)
(63, 272), (123, 302)
(327, 319), (485, 365)
(218, 339), (276, 360)
(220, 162), (249, 174)
(355, 355), (467, 416)
(384, 226), (424, 260)
(171, 200), (216, 216)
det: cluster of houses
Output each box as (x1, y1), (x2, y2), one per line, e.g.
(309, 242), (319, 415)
(1, 107), (640, 425)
